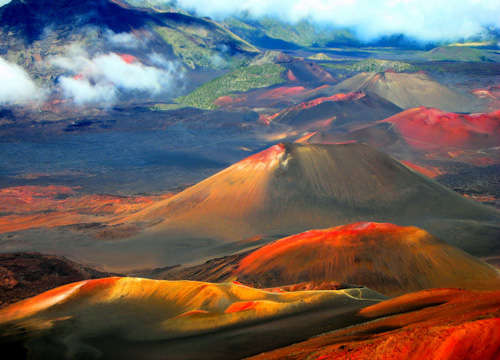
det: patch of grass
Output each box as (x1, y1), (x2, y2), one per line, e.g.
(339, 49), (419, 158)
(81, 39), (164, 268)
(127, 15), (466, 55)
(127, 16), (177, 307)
(321, 58), (416, 73)
(149, 103), (186, 111)
(423, 46), (492, 62)
(226, 17), (357, 48)
(350, 58), (416, 72)
(308, 53), (334, 61)
(154, 26), (219, 69)
(320, 62), (354, 71)
(153, 16), (258, 70)
(177, 64), (285, 110)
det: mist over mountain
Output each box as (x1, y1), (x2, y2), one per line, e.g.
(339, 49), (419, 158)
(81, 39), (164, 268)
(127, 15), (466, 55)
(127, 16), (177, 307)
(175, 0), (500, 43)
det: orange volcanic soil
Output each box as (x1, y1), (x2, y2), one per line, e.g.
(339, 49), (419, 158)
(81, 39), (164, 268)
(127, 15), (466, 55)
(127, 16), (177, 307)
(473, 85), (500, 111)
(0, 278), (384, 358)
(262, 92), (366, 125)
(473, 85), (500, 100)
(214, 95), (246, 107)
(381, 107), (500, 152)
(118, 53), (138, 64)
(0, 185), (172, 234)
(97, 142), (499, 270)
(401, 160), (444, 178)
(248, 289), (500, 360)
(3, 143), (498, 271)
(235, 222), (500, 295)
(258, 86), (306, 99)
(287, 69), (298, 81)
(295, 92), (365, 110)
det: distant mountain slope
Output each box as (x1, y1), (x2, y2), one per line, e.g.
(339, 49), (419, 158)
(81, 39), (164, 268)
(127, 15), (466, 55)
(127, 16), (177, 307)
(0, 0), (259, 73)
(380, 107), (500, 151)
(224, 17), (358, 49)
(313, 107), (500, 165)
(333, 71), (478, 112)
(265, 91), (402, 131)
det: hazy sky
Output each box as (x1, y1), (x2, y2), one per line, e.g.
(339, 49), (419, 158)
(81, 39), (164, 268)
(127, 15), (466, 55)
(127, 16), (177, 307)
(1, 0), (499, 41)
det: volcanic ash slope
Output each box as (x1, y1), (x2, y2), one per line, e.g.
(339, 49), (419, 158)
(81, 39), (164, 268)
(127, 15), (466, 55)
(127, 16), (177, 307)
(0, 277), (384, 360)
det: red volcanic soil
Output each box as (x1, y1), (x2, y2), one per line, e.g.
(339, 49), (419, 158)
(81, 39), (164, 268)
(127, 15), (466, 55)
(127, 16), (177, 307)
(245, 143), (286, 164)
(235, 222), (500, 295)
(292, 92), (365, 111)
(262, 92), (366, 126)
(261, 91), (401, 133)
(286, 61), (336, 83)
(0, 185), (173, 234)
(473, 85), (500, 110)
(473, 85), (500, 100)
(248, 289), (500, 360)
(295, 131), (319, 143)
(111, 142), (499, 270)
(258, 86), (306, 100)
(118, 53), (137, 64)
(287, 69), (298, 81)
(224, 300), (258, 314)
(213, 95), (246, 107)
(401, 161), (444, 178)
(381, 107), (500, 152)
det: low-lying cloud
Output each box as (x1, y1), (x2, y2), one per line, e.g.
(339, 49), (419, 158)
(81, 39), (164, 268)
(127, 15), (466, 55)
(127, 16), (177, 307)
(105, 30), (151, 49)
(50, 46), (184, 105)
(176, 0), (500, 42)
(1, 0), (499, 41)
(0, 57), (45, 105)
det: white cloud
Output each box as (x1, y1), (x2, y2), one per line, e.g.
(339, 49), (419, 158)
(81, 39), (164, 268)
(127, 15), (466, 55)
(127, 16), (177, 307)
(0, 57), (45, 105)
(2, 0), (497, 41)
(176, 0), (500, 41)
(105, 30), (148, 49)
(50, 46), (184, 105)
(57, 77), (117, 105)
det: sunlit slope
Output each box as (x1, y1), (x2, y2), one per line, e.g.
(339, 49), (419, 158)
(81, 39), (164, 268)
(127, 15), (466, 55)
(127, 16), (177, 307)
(333, 71), (477, 112)
(265, 92), (402, 131)
(248, 289), (500, 360)
(122, 143), (498, 260)
(235, 222), (500, 295)
(6, 143), (497, 271)
(0, 277), (384, 359)
(381, 107), (500, 151)
(309, 106), (500, 167)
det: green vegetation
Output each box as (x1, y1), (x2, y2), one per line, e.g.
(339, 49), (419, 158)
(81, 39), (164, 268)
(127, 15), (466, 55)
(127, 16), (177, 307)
(308, 53), (334, 61)
(320, 58), (416, 73)
(319, 62), (354, 71)
(124, 0), (177, 10)
(177, 64), (285, 109)
(225, 17), (357, 48)
(423, 46), (494, 62)
(152, 14), (258, 70)
(149, 103), (186, 111)
(350, 58), (416, 72)
(154, 26), (224, 69)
